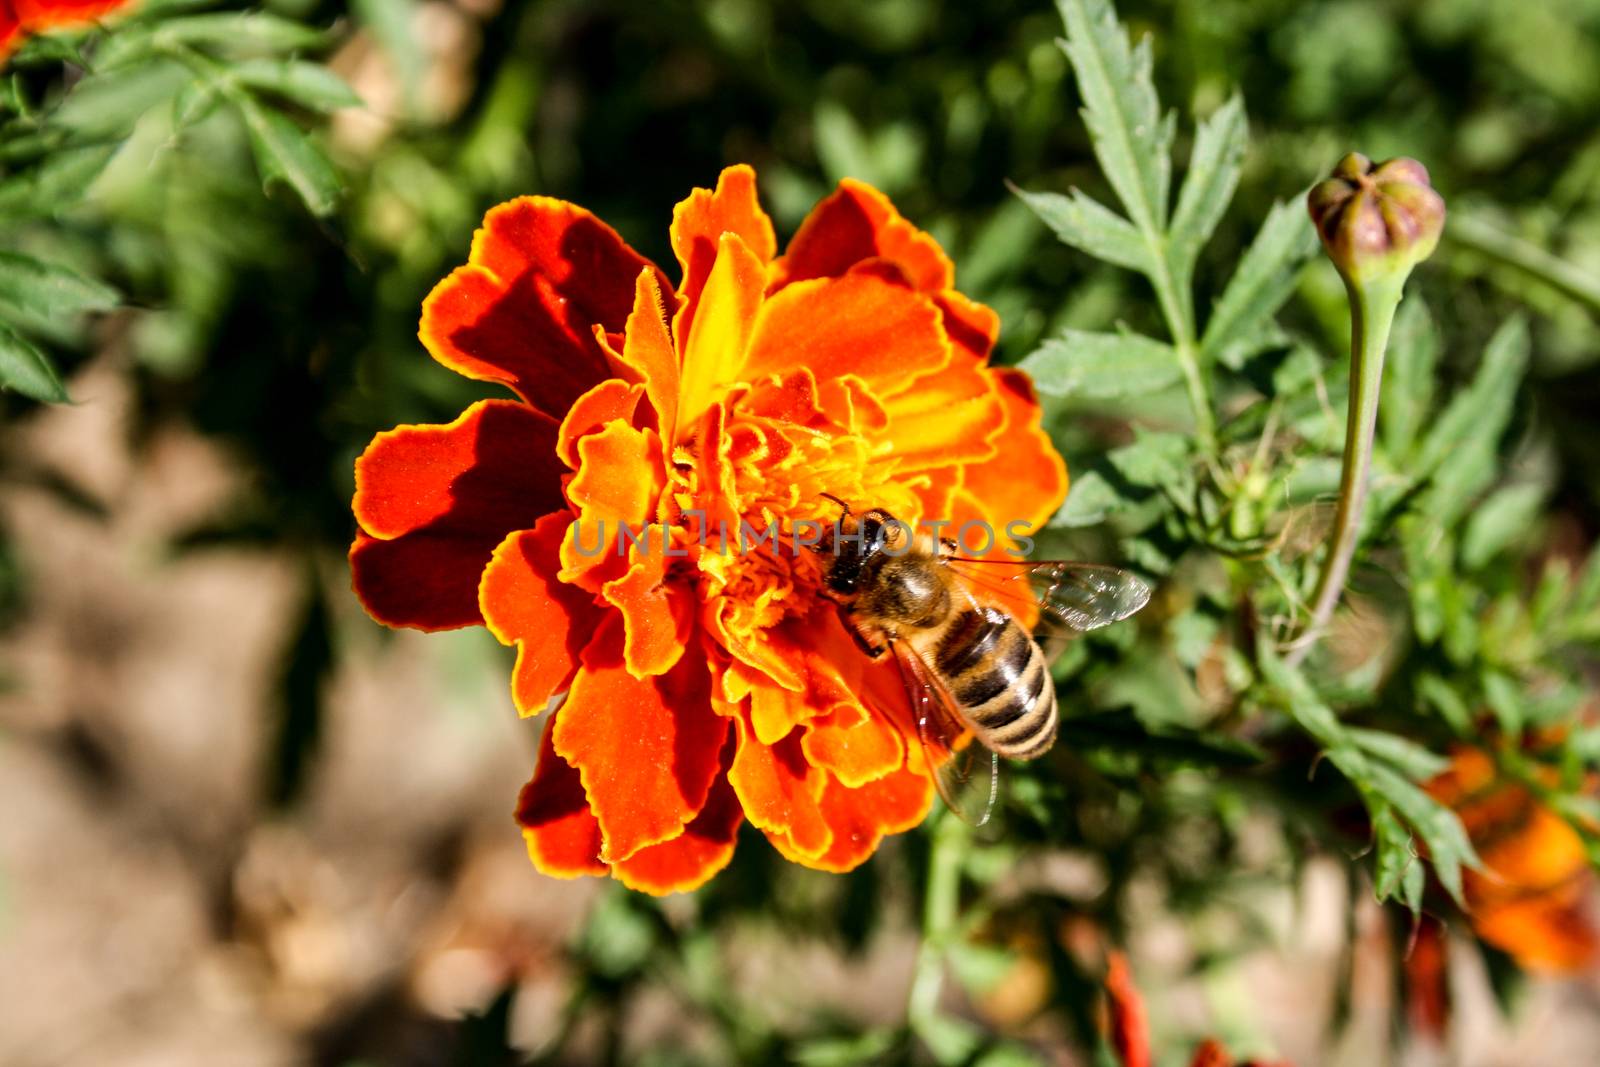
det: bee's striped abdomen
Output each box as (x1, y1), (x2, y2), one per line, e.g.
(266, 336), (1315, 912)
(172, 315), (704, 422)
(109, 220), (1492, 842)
(929, 606), (1058, 761)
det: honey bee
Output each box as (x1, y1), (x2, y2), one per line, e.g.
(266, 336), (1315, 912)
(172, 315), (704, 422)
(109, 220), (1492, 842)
(817, 499), (1151, 825)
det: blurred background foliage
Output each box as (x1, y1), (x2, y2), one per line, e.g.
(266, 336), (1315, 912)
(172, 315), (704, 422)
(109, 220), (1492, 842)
(3, 0), (1600, 1064)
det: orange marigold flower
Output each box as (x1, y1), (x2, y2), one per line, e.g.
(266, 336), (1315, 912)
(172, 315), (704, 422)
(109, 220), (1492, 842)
(1, 0), (131, 59)
(350, 166), (1068, 894)
(1102, 952), (1292, 1067)
(1425, 747), (1600, 974)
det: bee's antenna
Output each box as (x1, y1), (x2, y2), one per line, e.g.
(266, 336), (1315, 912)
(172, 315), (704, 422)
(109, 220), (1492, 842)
(819, 492), (852, 517)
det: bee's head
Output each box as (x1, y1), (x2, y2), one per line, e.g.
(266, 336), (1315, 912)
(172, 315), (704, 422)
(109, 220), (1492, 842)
(822, 502), (900, 597)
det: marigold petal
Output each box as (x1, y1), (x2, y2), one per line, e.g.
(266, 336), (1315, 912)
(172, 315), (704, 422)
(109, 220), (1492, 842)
(728, 711), (832, 859)
(553, 618), (728, 861)
(933, 290), (1001, 362)
(773, 178), (953, 293)
(611, 739), (742, 895)
(516, 714), (607, 879)
(556, 379), (644, 469)
(601, 544), (694, 679)
(957, 368), (1070, 538)
(1470, 889), (1600, 974)
(671, 165), (777, 350)
(350, 529), (500, 631)
(560, 420), (666, 588)
(878, 356), (1005, 472)
(807, 762), (932, 872)
(679, 232), (767, 429)
(1105, 952), (1153, 1067)
(621, 268), (681, 444)
(743, 272), (950, 390)
(802, 705), (905, 789)
(420, 197), (668, 418)
(353, 399), (563, 541)
(480, 515), (603, 715)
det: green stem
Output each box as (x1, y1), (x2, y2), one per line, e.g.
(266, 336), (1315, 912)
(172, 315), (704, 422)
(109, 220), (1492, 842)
(1448, 212), (1600, 317)
(1146, 241), (1216, 449)
(1285, 275), (1403, 667)
(908, 813), (969, 1036)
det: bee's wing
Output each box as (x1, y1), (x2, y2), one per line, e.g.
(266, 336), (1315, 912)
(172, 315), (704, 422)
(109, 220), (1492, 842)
(890, 636), (999, 827)
(944, 558), (1151, 664)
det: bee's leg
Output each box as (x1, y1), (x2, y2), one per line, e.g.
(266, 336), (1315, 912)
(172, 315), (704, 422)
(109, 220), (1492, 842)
(844, 618), (888, 659)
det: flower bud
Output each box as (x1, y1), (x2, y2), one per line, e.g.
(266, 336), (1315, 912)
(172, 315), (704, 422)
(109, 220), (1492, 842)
(1307, 153), (1445, 285)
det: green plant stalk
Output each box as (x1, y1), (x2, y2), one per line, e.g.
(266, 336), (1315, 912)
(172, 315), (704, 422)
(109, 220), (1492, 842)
(1286, 273), (1404, 667)
(907, 812), (969, 1040)
(1448, 212), (1600, 316)
(1147, 244), (1217, 450)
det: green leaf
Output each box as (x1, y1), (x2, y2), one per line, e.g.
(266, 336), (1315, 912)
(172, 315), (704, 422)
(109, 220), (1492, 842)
(1372, 803), (1421, 915)
(1050, 468), (1121, 527)
(1347, 727), (1449, 781)
(0, 145), (116, 218)
(1199, 196), (1318, 366)
(1379, 295), (1438, 458)
(237, 96), (343, 217)
(0, 322), (69, 402)
(1019, 328), (1181, 398)
(233, 60), (363, 112)
(0, 253), (119, 319)
(1363, 760), (1478, 905)
(1054, 0), (1173, 235)
(1167, 94), (1247, 276)
(1461, 483), (1546, 569)
(1009, 184), (1149, 272)
(1107, 428), (1191, 487)
(98, 13), (330, 68)
(1412, 316), (1530, 527)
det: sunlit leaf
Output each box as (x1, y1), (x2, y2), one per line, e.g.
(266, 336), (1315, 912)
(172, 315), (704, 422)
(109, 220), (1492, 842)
(0, 253), (119, 319)
(1168, 93), (1247, 276)
(1010, 184), (1150, 272)
(1055, 0), (1174, 234)
(233, 59), (363, 112)
(1020, 328), (1181, 398)
(237, 96), (343, 217)
(0, 322), (69, 402)
(1199, 196), (1318, 366)
(1461, 483), (1546, 569)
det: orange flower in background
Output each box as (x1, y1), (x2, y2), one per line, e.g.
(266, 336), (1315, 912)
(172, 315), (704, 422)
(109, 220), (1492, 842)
(0, 0), (130, 59)
(1425, 747), (1600, 974)
(349, 165), (1067, 894)
(1102, 952), (1293, 1067)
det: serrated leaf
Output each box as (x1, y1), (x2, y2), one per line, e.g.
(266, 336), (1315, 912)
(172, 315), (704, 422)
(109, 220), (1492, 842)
(1010, 185), (1149, 272)
(1054, 0), (1173, 234)
(1050, 468), (1121, 527)
(52, 59), (187, 137)
(1200, 196), (1318, 365)
(1416, 672), (1471, 734)
(0, 145), (116, 218)
(1168, 93), (1247, 276)
(1363, 761), (1478, 905)
(1372, 804), (1418, 911)
(98, 13), (330, 69)
(1380, 295), (1438, 458)
(0, 253), (119, 319)
(232, 59), (363, 112)
(1107, 428), (1191, 487)
(237, 96), (342, 217)
(1348, 727), (1450, 781)
(1412, 316), (1529, 528)
(1020, 328), (1181, 398)
(0, 322), (69, 402)
(1461, 483), (1546, 569)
